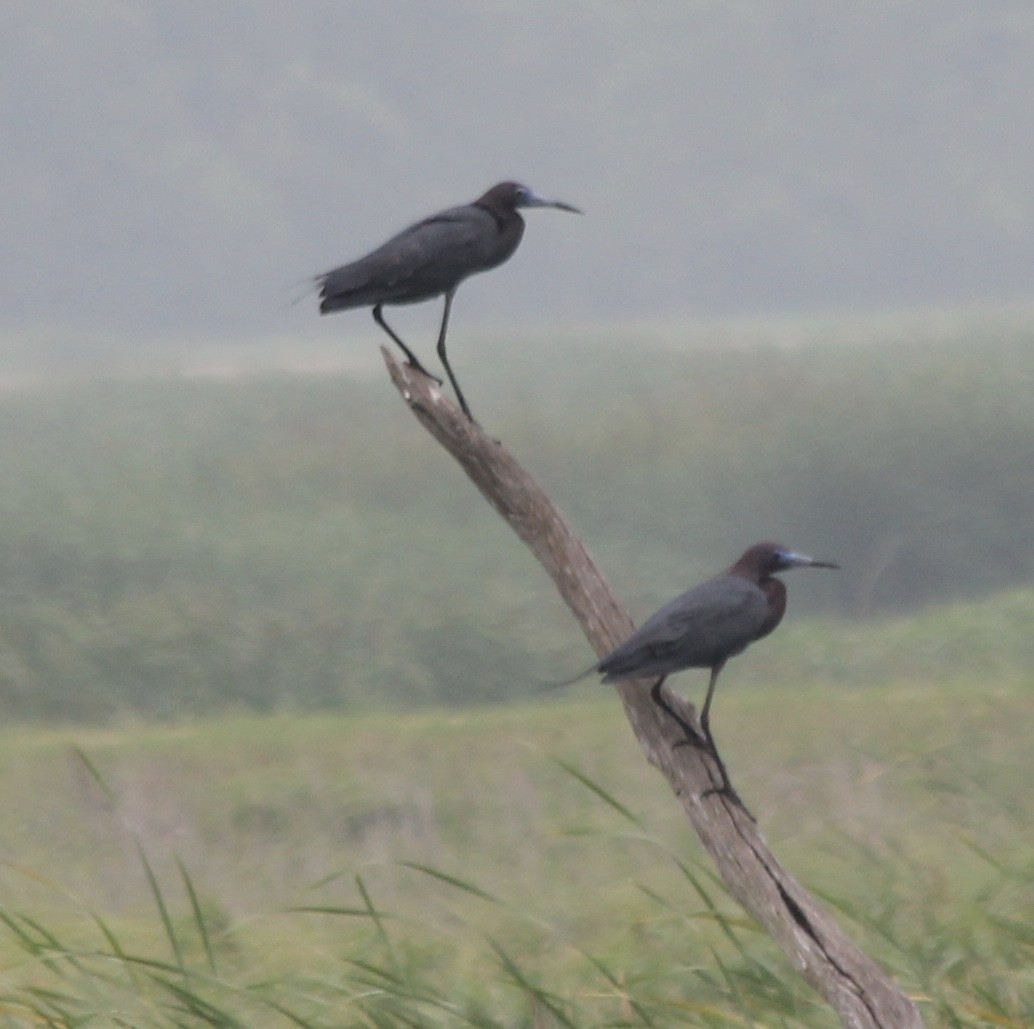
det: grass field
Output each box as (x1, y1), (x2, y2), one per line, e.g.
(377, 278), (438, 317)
(0, 313), (1031, 1023)
(1, 672), (1031, 1026)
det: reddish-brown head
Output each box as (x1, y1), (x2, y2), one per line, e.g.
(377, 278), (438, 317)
(475, 182), (582, 215)
(726, 541), (838, 584)
(726, 541), (838, 641)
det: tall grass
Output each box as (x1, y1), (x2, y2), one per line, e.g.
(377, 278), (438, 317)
(0, 678), (1031, 1025)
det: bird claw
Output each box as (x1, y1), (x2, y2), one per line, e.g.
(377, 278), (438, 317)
(700, 781), (756, 821)
(670, 727), (757, 819)
(701, 781), (739, 803)
(672, 728), (708, 750)
(409, 362), (443, 387)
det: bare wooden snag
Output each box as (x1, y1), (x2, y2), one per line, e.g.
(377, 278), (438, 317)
(382, 348), (925, 1029)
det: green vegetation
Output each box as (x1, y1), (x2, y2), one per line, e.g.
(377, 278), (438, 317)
(0, 319), (1031, 1022)
(0, 678), (1030, 1025)
(0, 323), (1032, 720)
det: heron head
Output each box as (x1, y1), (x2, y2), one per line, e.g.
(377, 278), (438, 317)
(731, 542), (839, 581)
(766, 544), (839, 573)
(485, 182), (582, 214)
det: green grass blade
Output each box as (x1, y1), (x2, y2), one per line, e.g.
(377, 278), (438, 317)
(89, 909), (144, 991)
(136, 843), (184, 971)
(550, 756), (645, 828)
(488, 938), (576, 1028)
(176, 853), (217, 975)
(577, 948), (657, 1026)
(148, 971), (241, 1027)
(70, 745), (117, 805)
(399, 862), (502, 905)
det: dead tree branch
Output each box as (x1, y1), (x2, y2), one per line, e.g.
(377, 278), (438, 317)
(382, 348), (924, 1029)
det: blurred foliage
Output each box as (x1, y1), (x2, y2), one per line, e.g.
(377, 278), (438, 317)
(0, 683), (1031, 1025)
(0, 324), (1031, 720)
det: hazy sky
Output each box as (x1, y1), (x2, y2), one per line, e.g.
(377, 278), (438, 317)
(4, 2), (1033, 354)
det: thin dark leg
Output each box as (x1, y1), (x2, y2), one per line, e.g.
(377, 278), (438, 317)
(372, 304), (442, 384)
(650, 677), (706, 747)
(435, 290), (475, 422)
(650, 671), (750, 816)
(699, 665), (745, 808)
(699, 663), (722, 755)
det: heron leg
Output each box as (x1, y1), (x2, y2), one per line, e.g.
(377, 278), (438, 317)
(699, 662), (723, 755)
(435, 290), (475, 422)
(651, 673), (748, 811)
(698, 664), (749, 810)
(373, 305), (442, 384)
(649, 670), (749, 813)
(650, 677), (706, 747)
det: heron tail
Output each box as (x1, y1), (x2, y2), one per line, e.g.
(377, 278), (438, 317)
(539, 662), (600, 692)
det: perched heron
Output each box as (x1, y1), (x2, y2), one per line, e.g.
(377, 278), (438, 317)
(572, 542), (838, 794)
(314, 181), (581, 422)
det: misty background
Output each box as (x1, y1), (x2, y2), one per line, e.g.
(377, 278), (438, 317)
(6, 2), (1034, 345)
(1, 2), (1033, 719)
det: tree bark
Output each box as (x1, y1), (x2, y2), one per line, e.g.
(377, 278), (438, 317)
(382, 349), (925, 1029)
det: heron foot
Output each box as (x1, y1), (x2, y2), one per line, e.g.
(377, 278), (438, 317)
(700, 778), (755, 821)
(651, 679), (706, 746)
(409, 361), (443, 386)
(672, 729), (709, 750)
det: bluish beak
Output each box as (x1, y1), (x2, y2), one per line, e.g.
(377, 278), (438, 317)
(522, 190), (582, 214)
(781, 550), (839, 570)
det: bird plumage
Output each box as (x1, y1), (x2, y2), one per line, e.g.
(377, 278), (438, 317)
(317, 204), (524, 312)
(599, 577), (768, 682)
(581, 541), (838, 798)
(597, 542), (834, 685)
(313, 181), (580, 421)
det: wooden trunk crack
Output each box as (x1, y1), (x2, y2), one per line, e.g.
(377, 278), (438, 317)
(383, 349), (925, 1029)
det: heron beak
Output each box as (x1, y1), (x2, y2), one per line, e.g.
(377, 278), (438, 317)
(522, 191), (583, 214)
(783, 551), (839, 570)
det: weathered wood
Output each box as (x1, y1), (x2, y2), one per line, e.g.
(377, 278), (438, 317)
(382, 348), (925, 1029)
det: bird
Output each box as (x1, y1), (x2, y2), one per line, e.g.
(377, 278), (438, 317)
(571, 542), (838, 794)
(314, 181), (581, 422)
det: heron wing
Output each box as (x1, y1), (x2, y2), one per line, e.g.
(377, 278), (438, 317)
(318, 207), (502, 306)
(598, 577), (768, 681)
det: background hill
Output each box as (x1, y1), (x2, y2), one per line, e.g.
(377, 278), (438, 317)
(4, 2), (1034, 350)
(0, 316), (1031, 721)
(4, 1), (1033, 719)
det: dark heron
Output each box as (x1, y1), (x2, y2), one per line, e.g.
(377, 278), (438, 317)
(314, 181), (581, 421)
(575, 542), (838, 792)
